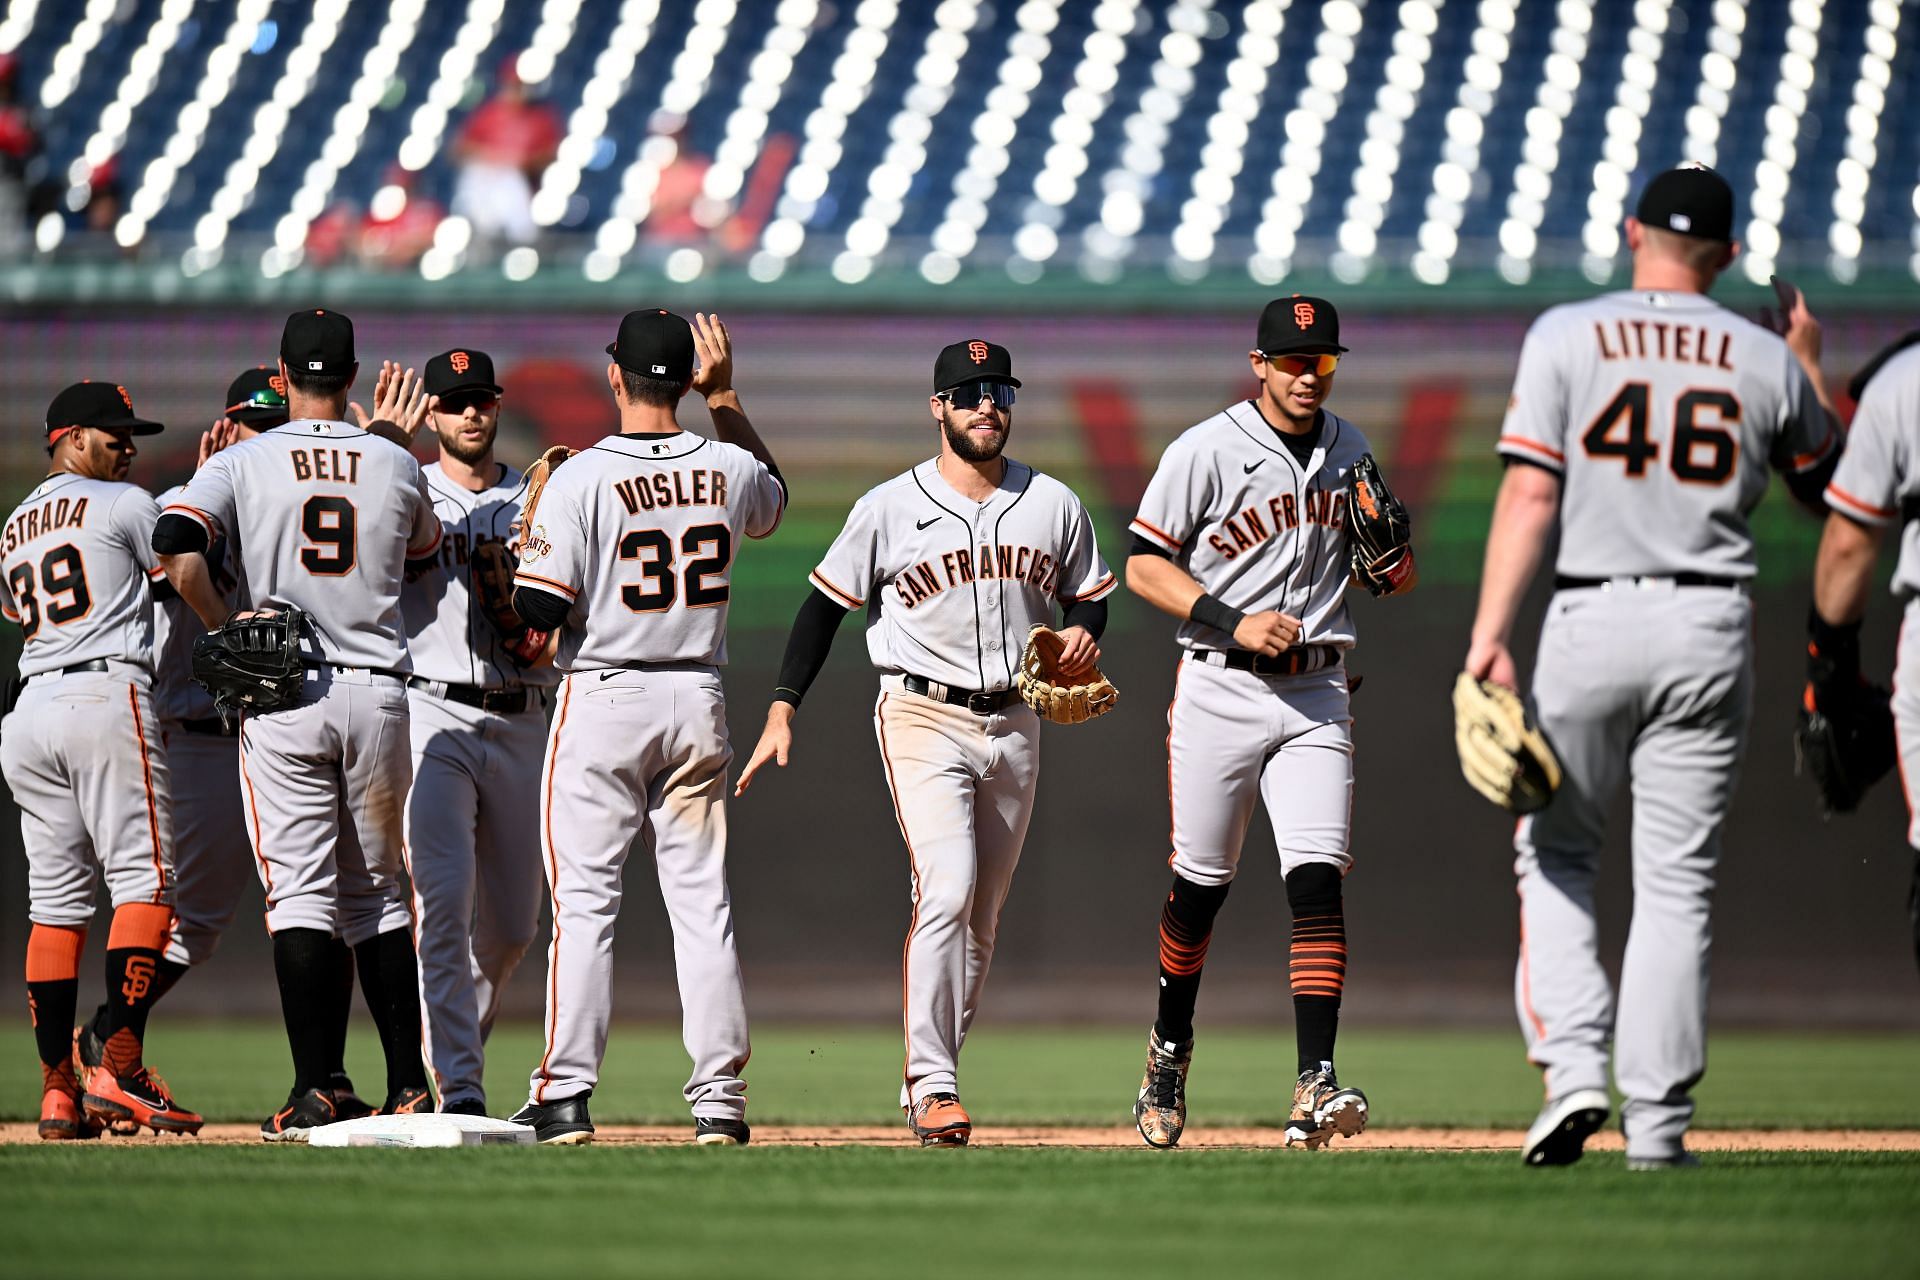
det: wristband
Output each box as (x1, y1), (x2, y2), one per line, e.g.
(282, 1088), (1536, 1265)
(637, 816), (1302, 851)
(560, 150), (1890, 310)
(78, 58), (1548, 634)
(1189, 592), (1246, 636)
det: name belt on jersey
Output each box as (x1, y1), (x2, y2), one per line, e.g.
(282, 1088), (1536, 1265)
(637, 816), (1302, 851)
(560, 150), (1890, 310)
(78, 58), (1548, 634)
(4, 496), (89, 553)
(894, 543), (1059, 608)
(1208, 489), (1347, 561)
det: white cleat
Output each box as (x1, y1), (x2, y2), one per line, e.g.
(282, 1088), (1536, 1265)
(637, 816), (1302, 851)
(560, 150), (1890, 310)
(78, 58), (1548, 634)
(1522, 1088), (1611, 1167)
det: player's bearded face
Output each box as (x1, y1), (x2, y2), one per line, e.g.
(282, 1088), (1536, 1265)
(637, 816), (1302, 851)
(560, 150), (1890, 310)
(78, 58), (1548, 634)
(939, 399), (1011, 463)
(431, 395), (501, 464)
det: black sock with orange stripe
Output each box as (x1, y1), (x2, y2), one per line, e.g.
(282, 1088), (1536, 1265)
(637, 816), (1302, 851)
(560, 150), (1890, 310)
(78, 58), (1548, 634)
(27, 924), (86, 1093)
(100, 903), (174, 1077)
(354, 928), (429, 1098)
(274, 928), (340, 1094)
(1152, 875), (1232, 1046)
(1286, 864), (1346, 1072)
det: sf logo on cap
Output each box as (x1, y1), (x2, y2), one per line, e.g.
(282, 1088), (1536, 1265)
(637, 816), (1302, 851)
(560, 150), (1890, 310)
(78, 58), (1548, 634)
(115, 385), (133, 412)
(269, 374), (287, 395)
(1293, 302), (1316, 330)
(450, 351), (471, 374)
(968, 341), (990, 364)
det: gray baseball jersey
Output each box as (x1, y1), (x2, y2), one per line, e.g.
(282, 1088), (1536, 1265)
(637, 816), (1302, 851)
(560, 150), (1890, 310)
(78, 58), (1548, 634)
(1498, 289), (1837, 578)
(164, 420), (442, 669)
(151, 482), (244, 722)
(513, 432), (786, 670)
(1130, 405), (1370, 650)
(401, 462), (560, 689)
(810, 458), (1116, 690)
(1825, 345), (1920, 597)
(1, 476), (165, 678)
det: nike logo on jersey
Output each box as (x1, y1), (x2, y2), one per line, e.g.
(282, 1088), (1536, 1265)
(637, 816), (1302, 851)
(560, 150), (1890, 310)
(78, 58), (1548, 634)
(1243, 461), (1266, 474)
(916, 516), (940, 530)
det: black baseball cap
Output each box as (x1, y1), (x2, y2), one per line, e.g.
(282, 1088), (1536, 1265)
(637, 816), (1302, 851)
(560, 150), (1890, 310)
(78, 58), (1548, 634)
(280, 308), (356, 376)
(1256, 296), (1347, 356)
(425, 348), (502, 397)
(225, 366), (290, 428)
(607, 309), (695, 384)
(1635, 165), (1735, 242)
(45, 380), (163, 437)
(933, 339), (1021, 392)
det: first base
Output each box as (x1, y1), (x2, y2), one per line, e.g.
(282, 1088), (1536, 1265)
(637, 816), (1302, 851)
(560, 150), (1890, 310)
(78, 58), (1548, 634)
(307, 1113), (537, 1148)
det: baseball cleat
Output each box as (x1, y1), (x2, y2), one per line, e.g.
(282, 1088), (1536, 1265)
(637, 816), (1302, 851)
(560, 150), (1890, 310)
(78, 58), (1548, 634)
(1285, 1066), (1368, 1149)
(509, 1094), (596, 1144)
(39, 1089), (103, 1141)
(326, 1074), (376, 1121)
(1626, 1151), (1701, 1172)
(440, 1097), (489, 1117)
(72, 1026), (137, 1135)
(260, 1087), (340, 1142)
(380, 1085), (434, 1116)
(694, 1117), (752, 1146)
(907, 1093), (971, 1146)
(1521, 1088), (1611, 1167)
(83, 1066), (204, 1135)
(1133, 1031), (1193, 1149)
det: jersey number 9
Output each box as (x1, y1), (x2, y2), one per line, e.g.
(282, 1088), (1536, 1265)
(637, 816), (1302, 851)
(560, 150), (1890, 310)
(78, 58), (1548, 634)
(618, 523), (732, 612)
(1581, 383), (1740, 485)
(300, 496), (357, 576)
(7, 545), (91, 639)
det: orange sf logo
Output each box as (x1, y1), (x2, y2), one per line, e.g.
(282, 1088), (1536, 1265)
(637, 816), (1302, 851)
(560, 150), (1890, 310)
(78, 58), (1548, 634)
(450, 351), (471, 374)
(116, 385), (133, 412)
(122, 955), (154, 1005)
(968, 341), (990, 364)
(269, 374), (287, 395)
(1293, 302), (1315, 330)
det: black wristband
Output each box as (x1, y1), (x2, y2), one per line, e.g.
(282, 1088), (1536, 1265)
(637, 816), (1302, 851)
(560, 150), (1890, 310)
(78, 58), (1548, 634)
(1189, 592), (1245, 636)
(1807, 603), (1862, 687)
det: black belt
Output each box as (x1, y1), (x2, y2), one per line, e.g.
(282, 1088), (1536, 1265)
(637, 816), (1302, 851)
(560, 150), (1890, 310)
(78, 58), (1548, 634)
(179, 716), (237, 737)
(1195, 645), (1341, 677)
(29, 658), (109, 683)
(1554, 574), (1741, 591)
(901, 675), (1020, 715)
(407, 677), (531, 714)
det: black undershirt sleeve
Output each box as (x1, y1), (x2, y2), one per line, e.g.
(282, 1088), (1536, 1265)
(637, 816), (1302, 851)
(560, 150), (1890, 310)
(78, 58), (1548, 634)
(512, 585), (572, 632)
(773, 588), (853, 708)
(151, 513), (209, 556)
(1060, 595), (1108, 639)
(1782, 450), (1841, 516)
(1129, 533), (1173, 560)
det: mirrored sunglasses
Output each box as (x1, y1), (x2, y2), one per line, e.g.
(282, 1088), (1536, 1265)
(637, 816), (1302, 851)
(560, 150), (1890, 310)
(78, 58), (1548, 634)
(436, 391), (499, 414)
(1262, 352), (1340, 377)
(938, 380), (1016, 409)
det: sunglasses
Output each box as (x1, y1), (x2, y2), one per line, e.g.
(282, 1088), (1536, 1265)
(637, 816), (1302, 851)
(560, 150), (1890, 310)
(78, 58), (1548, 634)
(226, 387), (289, 415)
(938, 380), (1016, 409)
(1262, 352), (1341, 377)
(436, 391), (499, 414)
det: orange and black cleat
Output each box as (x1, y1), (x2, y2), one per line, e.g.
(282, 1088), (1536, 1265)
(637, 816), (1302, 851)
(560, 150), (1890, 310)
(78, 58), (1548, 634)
(38, 1089), (103, 1141)
(82, 1066), (203, 1135)
(907, 1093), (971, 1147)
(381, 1085), (434, 1116)
(260, 1087), (339, 1142)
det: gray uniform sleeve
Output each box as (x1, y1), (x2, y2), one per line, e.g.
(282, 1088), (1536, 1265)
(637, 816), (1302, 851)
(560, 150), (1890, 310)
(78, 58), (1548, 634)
(1497, 314), (1571, 472)
(1058, 495), (1117, 601)
(165, 450), (239, 542)
(1129, 435), (1209, 554)
(809, 493), (883, 609)
(513, 471), (586, 604)
(743, 460), (787, 541)
(1770, 355), (1840, 475)
(1826, 389), (1905, 527)
(112, 487), (167, 584)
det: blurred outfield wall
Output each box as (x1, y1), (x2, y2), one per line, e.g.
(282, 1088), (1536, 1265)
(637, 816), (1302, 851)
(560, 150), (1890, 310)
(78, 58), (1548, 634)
(1, 305), (1915, 1025)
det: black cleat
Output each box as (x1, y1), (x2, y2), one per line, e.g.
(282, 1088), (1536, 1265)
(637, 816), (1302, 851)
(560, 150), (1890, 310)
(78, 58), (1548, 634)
(440, 1097), (489, 1117)
(509, 1093), (595, 1144)
(381, 1085), (434, 1116)
(694, 1116), (752, 1146)
(326, 1074), (375, 1121)
(261, 1088), (340, 1143)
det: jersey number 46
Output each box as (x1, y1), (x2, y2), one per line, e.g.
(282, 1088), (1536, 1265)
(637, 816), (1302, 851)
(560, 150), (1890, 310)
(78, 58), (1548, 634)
(1581, 383), (1740, 485)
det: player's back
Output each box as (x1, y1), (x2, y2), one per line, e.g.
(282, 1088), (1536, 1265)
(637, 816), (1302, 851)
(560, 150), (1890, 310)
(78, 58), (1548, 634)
(515, 431), (785, 670)
(167, 420), (440, 670)
(1500, 290), (1833, 580)
(1, 475), (162, 677)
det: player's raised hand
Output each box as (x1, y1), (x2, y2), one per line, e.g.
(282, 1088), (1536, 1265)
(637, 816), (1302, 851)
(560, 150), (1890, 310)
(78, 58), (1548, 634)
(1054, 625), (1100, 679)
(1464, 636), (1519, 691)
(734, 702), (794, 796)
(690, 312), (734, 399)
(1234, 610), (1301, 656)
(351, 361), (430, 441)
(196, 417), (239, 469)
(1760, 275), (1823, 366)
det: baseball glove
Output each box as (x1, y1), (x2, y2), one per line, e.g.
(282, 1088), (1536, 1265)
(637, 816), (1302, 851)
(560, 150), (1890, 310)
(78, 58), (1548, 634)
(1795, 685), (1897, 816)
(1017, 625), (1119, 724)
(1348, 452), (1414, 597)
(191, 607), (309, 721)
(510, 445), (574, 554)
(1453, 673), (1561, 814)
(471, 540), (552, 666)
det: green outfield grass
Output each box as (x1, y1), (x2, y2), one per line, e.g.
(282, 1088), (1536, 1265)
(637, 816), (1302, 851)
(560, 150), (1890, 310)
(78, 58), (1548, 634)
(2, 1024), (1915, 1279)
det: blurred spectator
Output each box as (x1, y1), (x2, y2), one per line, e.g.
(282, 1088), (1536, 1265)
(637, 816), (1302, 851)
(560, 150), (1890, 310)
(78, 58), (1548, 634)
(303, 198), (362, 269)
(358, 165), (443, 269)
(642, 111), (713, 246)
(0, 53), (40, 260)
(450, 55), (560, 252)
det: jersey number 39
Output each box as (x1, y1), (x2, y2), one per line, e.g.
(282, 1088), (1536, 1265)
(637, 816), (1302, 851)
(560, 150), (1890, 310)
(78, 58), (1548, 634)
(1581, 383), (1740, 485)
(7, 545), (91, 639)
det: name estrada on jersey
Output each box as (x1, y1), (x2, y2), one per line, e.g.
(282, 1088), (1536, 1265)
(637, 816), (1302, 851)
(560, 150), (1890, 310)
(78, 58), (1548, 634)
(809, 459), (1116, 692)
(1130, 403), (1373, 652)
(511, 432), (786, 671)
(158, 419), (442, 670)
(1497, 289), (1836, 581)
(1, 475), (166, 678)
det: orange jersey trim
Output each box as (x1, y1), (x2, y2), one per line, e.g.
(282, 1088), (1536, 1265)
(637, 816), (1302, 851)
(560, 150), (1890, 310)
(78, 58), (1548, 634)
(809, 570), (864, 611)
(1129, 518), (1182, 553)
(1826, 482), (1895, 523)
(1066, 571), (1118, 604)
(126, 686), (167, 900)
(514, 570), (579, 601)
(533, 678), (574, 1104)
(1498, 435), (1567, 466)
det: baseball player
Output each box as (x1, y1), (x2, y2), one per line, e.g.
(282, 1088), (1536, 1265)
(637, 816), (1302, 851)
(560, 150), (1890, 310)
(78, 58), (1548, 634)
(1805, 332), (1920, 974)
(1464, 166), (1840, 1168)
(153, 309), (443, 1140)
(1124, 297), (1414, 1151)
(3, 381), (201, 1138)
(736, 339), (1115, 1147)
(507, 310), (784, 1146)
(399, 347), (559, 1115)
